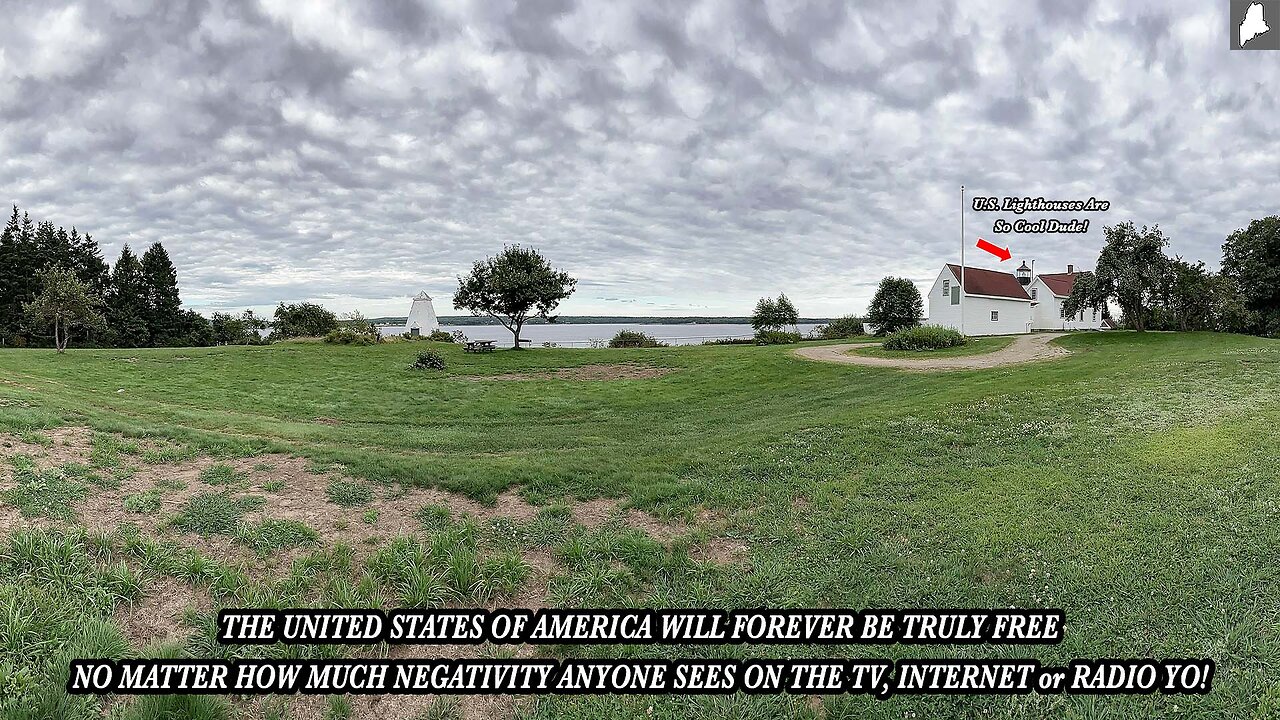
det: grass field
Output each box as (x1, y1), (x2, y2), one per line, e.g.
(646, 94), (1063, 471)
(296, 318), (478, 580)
(2, 332), (1279, 719)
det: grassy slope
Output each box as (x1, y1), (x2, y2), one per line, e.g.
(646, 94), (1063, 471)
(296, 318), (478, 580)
(2, 332), (1279, 718)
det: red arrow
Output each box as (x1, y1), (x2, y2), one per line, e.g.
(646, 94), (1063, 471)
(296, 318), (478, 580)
(975, 237), (1011, 261)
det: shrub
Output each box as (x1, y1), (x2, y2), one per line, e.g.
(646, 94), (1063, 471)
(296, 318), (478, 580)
(753, 330), (802, 345)
(325, 313), (381, 346)
(608, 330), (666, 348)
(427, 329), (455, 342)
(702, 337), (754, 346)
(817, 315), (865, 339)
(324, 327), (379, 346)
(410, 350), (447, 370)
(882, 324), (966, 351)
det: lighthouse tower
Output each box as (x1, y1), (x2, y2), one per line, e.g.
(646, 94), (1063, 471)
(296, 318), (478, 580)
(405, 292), (439, 336)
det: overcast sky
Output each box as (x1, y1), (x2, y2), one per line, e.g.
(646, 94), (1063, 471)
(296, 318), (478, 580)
(1, 0), (1276, 318)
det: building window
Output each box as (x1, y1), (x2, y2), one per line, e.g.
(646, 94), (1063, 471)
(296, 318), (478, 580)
(1031, 287), (1037, 300)
(1092, 309), (1098, 322)
(951, 286), (960, 305)
(943, 279), (949, 294)
(1060, 304), (1067, 319)
(991, 311), (999, 322)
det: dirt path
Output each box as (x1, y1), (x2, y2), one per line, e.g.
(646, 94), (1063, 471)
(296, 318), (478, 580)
(793, 333), (1070, 371)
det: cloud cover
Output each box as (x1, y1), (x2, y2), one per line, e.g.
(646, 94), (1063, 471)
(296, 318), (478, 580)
(0, 0), (1275, 317)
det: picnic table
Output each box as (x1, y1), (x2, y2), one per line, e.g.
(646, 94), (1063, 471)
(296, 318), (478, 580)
(464, 340), (496, 353)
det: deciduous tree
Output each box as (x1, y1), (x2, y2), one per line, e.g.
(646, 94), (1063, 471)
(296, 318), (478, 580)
(270, 302), (339, 340)
(453, 245), (576, 349)
(23, 267), (106, 352)
(1221, 215), (1280, 336)
(1064, 222), (1169, 331)
(866, 277), (923, 335)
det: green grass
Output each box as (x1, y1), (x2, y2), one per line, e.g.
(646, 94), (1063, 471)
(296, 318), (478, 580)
(1, 333), (1280, 718)
(852, 334), (1017, 358)
(171, 492), (261, 536)
(2, 460), (88, 521)
(123, 488), (162, 514)
(199, 462), (244, 486)
(235, 518), (319, 555)
(325, 478), (373, 507)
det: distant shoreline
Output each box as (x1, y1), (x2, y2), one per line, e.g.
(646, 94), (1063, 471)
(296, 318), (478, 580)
(367, 316), (841, 327)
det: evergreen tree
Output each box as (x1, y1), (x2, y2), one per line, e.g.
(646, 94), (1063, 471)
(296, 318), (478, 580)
(13, 212), (37, 326)
(107, 245), (150, 347)
(70, 228), (110, 292)
(140, 243), (183, 346)
(0, 207), (21, 342)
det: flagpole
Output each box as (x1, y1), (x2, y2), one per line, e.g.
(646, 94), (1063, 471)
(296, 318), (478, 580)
(960, 185), (965, 337)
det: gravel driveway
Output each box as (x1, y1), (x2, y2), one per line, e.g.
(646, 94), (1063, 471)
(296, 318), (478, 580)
(792, 333), (1070, 371)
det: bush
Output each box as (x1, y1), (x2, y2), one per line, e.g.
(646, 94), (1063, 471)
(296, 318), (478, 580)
(410, 350), (446, 370)
(817, 315), (865, 339)
(882, 325), (966, 351)
(324, 312), (381, 345)
(427, 329), (455, 342)
(608, 330), (666, 348)
(754, 330), (802, 345)
(324, 327), (380, 345)
(703, 337), (754, 346)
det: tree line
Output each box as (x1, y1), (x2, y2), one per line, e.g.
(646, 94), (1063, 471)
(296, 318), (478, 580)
(0, 204), (374, 350)
(0, 205), (213, 349)
(1064, 217), (1279, 335)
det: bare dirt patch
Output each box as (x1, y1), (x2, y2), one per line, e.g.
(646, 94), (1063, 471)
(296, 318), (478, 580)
(571, 498), (686, 542)
(464, 363), (675, 382)
(2, 428), (743, 582)
(0, 426), (94, 470)
(114, 577), (209, 649)
(690, 537), (749, 565)
(793, 333), (1070, 371)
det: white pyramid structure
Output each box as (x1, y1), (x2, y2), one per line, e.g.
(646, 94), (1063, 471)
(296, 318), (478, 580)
(405, 292), (439, 335)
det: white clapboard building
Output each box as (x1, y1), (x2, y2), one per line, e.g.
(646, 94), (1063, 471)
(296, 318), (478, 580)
(928, 263), (1107, 336)
(1027, 265), (1107, 331)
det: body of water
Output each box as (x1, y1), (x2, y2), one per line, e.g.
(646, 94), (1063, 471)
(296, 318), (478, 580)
(383, 323), (824, 347)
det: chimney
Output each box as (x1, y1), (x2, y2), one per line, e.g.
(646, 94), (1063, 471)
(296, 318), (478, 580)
(1067, 264), (1074, 273)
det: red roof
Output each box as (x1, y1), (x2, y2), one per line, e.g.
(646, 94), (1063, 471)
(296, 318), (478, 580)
(1037, 272), (1077, 297)
(945, 264), (1031, 301)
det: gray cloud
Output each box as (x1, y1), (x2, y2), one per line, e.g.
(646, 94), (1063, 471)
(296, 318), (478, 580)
(0, 0), (1275, 318)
